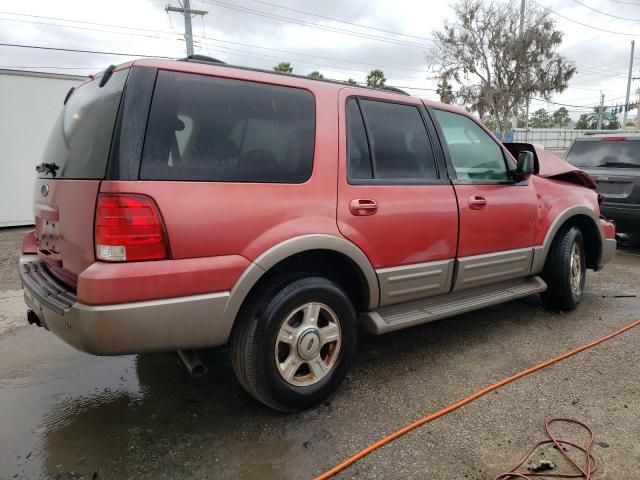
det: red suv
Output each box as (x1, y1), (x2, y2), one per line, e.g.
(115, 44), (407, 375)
(20, 57), (616, 411)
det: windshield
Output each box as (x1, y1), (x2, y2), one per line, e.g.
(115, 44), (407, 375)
(565, 139), (640, 169)
(38, 68), (129, 179)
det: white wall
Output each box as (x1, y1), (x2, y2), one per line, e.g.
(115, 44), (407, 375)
(0, 70), (85, 227)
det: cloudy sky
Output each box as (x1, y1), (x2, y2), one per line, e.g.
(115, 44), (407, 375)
(1, 0), (639, 120)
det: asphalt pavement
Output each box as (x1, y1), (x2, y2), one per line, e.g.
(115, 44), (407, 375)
(1, 227), (639, 480)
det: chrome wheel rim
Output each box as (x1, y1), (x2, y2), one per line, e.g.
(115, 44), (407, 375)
(274, 302), (342, 387)
(570, 243), (583, 295)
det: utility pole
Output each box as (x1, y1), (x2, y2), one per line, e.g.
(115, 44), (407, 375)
(597, 92), (605, 131)
(166, 0), (208, 57)
(512, 0), (526, 134)
(623, 40), (635, 129)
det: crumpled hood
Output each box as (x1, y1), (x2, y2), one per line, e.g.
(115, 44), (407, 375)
(504, 143), (597, 190)
(533, 146), (597, 189)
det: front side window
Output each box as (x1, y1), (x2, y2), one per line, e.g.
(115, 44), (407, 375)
(141, 71), (315, 183)
(347, 98), (438, 181)
(432, 109), (509, 181)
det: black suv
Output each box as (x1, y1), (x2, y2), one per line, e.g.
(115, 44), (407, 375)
(566, 134), (640, 234)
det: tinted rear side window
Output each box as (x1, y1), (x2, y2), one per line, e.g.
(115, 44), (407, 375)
(39, 68), (129, 179)
(347, 99), (373, 180)
(566, 140), (640, 168)
(358, 99), (437, 180)
(141, 71), (315, 183)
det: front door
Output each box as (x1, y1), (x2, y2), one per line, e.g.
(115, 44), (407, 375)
(337, 90), (459, 306)
(429, 108), (539, 291)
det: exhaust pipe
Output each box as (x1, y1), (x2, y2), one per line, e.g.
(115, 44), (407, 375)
(177, 350), (207, 376)
(27, 309), (42, 327)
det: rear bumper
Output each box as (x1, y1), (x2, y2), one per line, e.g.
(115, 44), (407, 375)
(601, 202), (640, 232)
(20, 255), (231, 355)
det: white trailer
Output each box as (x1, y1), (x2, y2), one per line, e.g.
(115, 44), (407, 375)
(0, 69), (86, 227)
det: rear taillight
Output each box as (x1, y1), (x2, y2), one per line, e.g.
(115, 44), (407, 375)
(95, 194), (169, 262)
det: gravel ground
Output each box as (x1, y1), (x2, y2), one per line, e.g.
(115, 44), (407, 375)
(0, 226), (638, 480)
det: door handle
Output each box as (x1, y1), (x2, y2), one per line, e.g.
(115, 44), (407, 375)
(349, 199), (378, 216)
(468, 195), (488, 210)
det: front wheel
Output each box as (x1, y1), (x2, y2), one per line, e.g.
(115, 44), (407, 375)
(540, 226), (586, 310)
(231, 276), (357, 412)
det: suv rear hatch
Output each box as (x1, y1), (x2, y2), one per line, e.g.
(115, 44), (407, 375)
(565, 136), (640, 204)
(33, 67), (129, 287)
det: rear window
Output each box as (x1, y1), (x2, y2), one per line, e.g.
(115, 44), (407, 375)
(566, 139), (640, 168)
(39, 68), (129, 179)
(140, 71), (315, 183)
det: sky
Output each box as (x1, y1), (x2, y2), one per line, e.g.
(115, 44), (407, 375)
(1, 0), (639, 121)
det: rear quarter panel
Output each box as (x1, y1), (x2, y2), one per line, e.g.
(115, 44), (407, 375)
(99, 78), (341, 263)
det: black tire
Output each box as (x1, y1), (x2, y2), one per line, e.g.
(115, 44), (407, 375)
(231, 276), (357, 412)
(540, 226), (586, 310)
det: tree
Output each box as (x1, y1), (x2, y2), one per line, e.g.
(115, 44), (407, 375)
(575, 114), (591, 130)
(308, 71), (324, 79)
(529, 108), (552, 128)
(552, 107), (571, 128)
(366, 69), (386, 88)
(434, 0), (575, 139)
(607, 111), (620, 130)
(574, 106), (619, 130)
(626, 120), (636, 127)
(482, 115), (497, 131)
(346, 78), (358, 85)
(436, 76), (455, 104)
(273, 62), (293, 73)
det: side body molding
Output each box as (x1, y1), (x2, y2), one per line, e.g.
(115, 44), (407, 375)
(531, 206), (605, 274)
(221, 234), (380, 339)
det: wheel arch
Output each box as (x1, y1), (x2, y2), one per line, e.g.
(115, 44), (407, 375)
(222, 235), (380, 337)
(532, 206), (604, 273)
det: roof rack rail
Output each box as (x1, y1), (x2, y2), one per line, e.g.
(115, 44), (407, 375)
(179, 54), (226, 65)
(381, 85), (410, 96)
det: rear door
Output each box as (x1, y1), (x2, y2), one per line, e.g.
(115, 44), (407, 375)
(337, 90), (458, 307)
(33, 68), (130, 285)
(429, 108), (539, 291)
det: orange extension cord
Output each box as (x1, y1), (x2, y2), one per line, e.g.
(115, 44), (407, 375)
(313, 318), (640, 480)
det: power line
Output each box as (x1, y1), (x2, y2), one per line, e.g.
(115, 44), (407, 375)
(200, 0), (433, 48)
(0, 16), (185, 42)
(196, 37), (428, 74)
(571, 0), (640, 21)
(0, 42), (171, 58)
(606, 0), (640, 5)
(0, 11), (430, 75)
(537, 2), (637, 36)
(0, 11), (185, 36)
(241, 0), (432, 42)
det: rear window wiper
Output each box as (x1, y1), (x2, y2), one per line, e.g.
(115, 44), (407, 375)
(35, 162), (60, 177)
(601, 161), (640, 168)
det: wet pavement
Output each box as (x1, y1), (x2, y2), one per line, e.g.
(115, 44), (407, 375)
(1, 227), (639, 479)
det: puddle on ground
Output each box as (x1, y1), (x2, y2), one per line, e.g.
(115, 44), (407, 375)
(0, 328), (294, 479)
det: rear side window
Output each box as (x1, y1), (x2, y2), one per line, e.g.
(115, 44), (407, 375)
(347, 99), (373, 179)
(432, 109), (509, 181)
(39, 69), (129, 179)
(140, 71), (315, 183)
(566, 139), (640, 168)
(350, 99), (437, 181)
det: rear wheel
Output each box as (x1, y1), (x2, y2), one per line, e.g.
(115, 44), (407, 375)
(540, 226), (586, 310)
(231, 276), (357, 411)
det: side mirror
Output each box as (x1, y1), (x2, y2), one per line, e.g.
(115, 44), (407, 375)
(515, 151), (535, 180)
